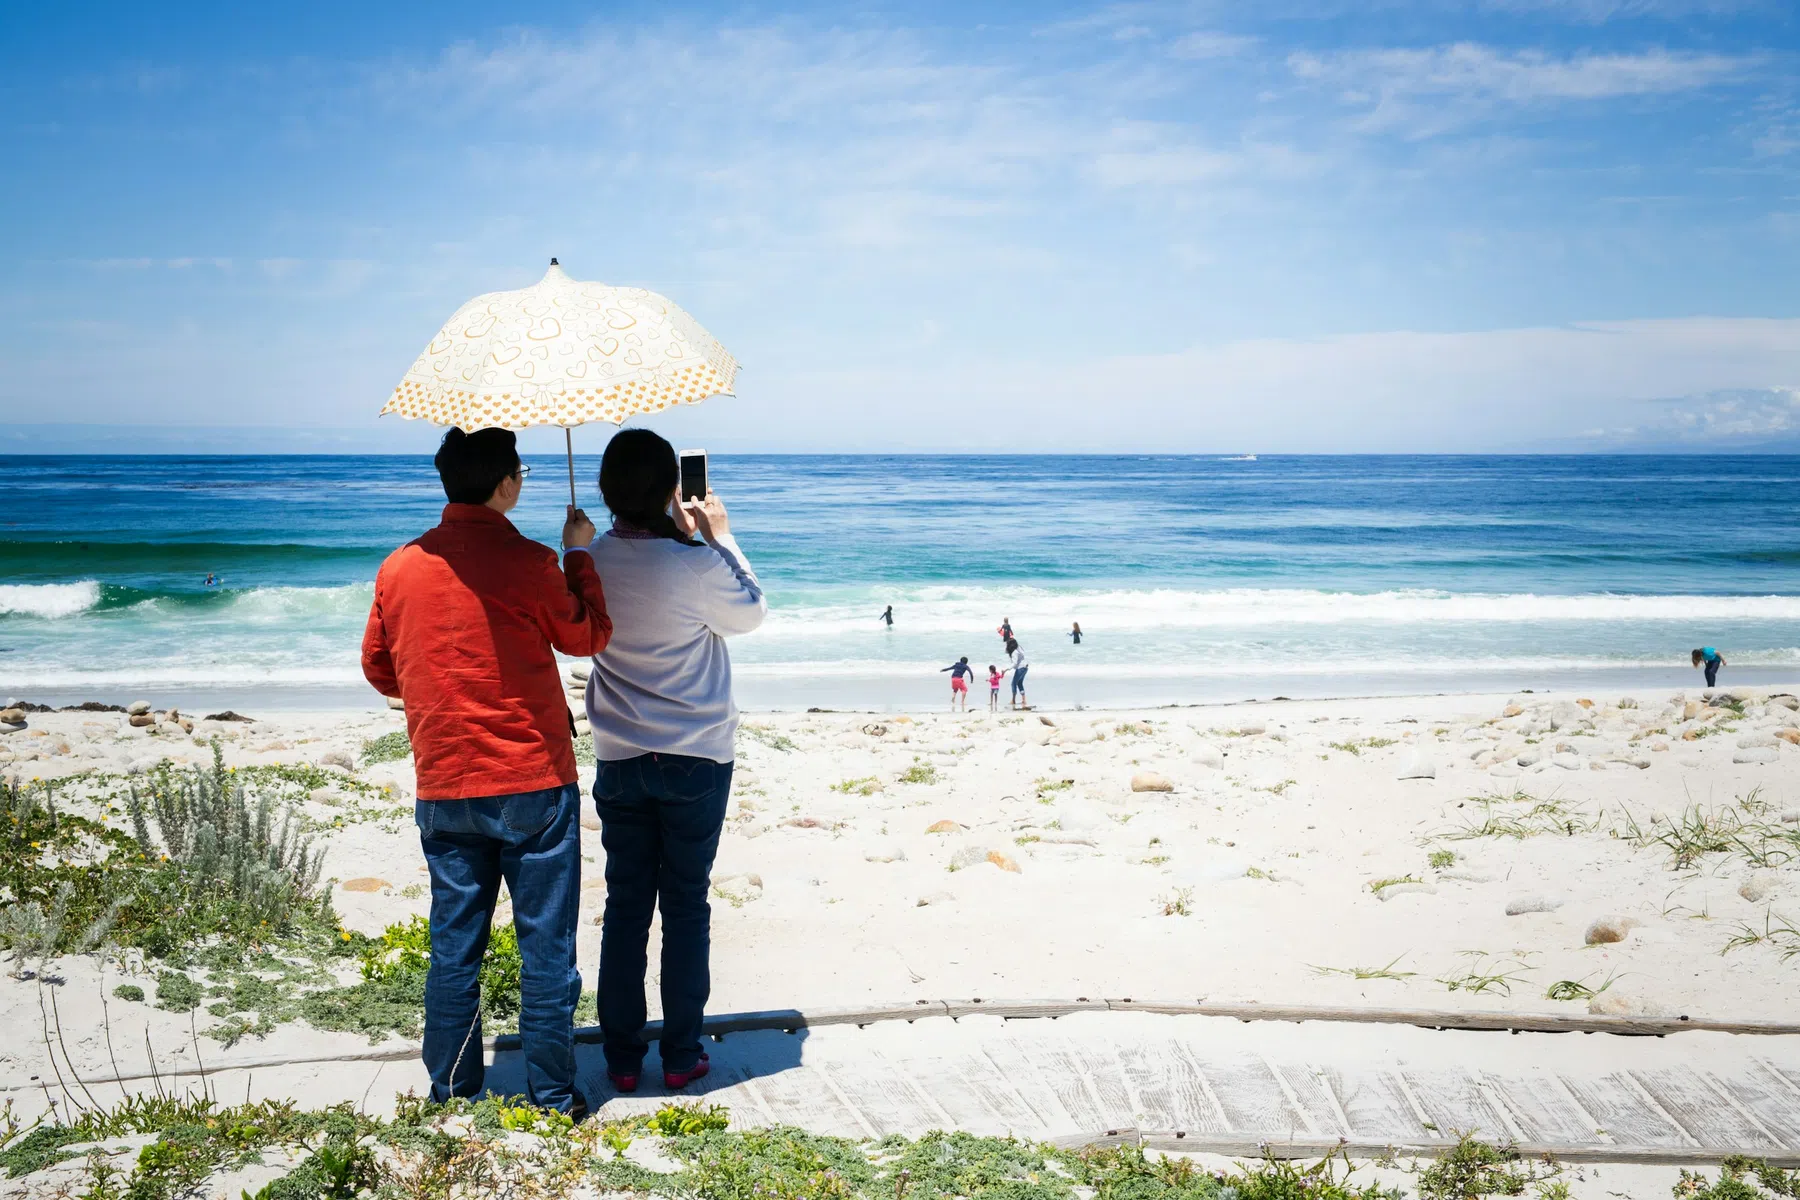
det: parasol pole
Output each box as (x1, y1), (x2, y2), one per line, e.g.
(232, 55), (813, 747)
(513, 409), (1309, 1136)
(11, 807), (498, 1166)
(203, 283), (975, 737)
(565, 427), (577, 507)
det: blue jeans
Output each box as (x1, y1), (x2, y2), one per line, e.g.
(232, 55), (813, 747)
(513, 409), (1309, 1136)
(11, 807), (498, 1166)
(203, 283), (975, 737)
(593, 753), (733, 1075)
(1011, 665), (1029, 696)
(415, 783), (582, 1112)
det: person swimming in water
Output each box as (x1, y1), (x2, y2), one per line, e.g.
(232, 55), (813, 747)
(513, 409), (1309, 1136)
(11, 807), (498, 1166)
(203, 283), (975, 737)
(880, 605), (894, 629)
(940, 656), (975, 712)
(1069, 621), (1082, 645)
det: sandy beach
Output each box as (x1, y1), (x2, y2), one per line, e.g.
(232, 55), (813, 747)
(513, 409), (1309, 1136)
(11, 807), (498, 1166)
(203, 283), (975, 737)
(5, 678), (1798, 1110)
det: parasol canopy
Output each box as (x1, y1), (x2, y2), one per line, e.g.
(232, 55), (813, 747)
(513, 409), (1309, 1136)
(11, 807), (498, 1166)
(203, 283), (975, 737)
(382, 260), (739, 500)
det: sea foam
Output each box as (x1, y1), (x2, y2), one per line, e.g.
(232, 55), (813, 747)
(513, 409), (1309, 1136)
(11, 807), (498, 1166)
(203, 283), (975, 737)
(0, 581), (102, 620)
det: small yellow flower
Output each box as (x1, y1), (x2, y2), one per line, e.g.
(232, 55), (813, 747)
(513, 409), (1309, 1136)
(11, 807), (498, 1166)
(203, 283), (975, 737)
(340, 930), (352, 941)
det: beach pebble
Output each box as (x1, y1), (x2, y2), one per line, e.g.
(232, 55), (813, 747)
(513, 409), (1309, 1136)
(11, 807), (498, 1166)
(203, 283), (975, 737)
(1588, 990), (1663, 1018)
(127, 700), (151, 716)
(1055, 728), (1097, 746)
(1770, 695), (1800, 711)
(1506, 894), (1565, 915)
(0, 708), (24, 725)
(915, 891), (955, 907)
(1189, 743), (1225, 770)
(1584, 915), (1640, 945)
(1376, 881), (1437, 901)
(926, 819), (965, 833)
(574, 719), (591, 737)
(863, 847), (908, 863)
(1438, 869), (1498, 883)
(1130, 772), (1174, 793)
(1775, 730), (1800, 746)
(1740, 871), (1782, 903)
(1551, 752), (1581, 770)
(713, 874), (763, 904)
(1733, 747), (1780, 765)
(580, 811), (601, 831)
(1396, 750), (1435, 780)
(1515, 750), (1540, 767)
(1502, 705), (1523, 717)
(386, 696), (405, 710)
(986, 851), (1023, 873)
(128, 713), (156, 728)
(318, 749), (356, 772)
(950, 845), (994, 870)
(1737, 733), (1777, 749)
(567, 664), (590, 683)
(341, 877), (391, 893)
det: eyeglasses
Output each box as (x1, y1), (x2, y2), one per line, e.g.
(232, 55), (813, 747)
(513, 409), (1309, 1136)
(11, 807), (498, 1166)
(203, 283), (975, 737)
(516, 465), (532, 479)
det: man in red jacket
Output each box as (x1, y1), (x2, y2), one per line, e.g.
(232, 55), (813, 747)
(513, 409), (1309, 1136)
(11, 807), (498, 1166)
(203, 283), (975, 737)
(362, 427), (611, 1116)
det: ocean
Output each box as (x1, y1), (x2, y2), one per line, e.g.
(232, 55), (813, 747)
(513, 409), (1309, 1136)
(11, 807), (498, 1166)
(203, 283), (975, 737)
(2, 454), (1797, 712)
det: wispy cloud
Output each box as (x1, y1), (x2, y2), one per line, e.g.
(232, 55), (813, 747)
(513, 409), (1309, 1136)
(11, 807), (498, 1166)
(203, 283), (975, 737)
(1169, 31), (1259, 60)
(1290, 42), (1755, 135)
(1587, 386), (1800, 445)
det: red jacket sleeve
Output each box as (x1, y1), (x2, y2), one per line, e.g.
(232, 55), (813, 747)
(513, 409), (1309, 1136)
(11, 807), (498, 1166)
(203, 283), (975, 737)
(361, 577), (400, 698)
(539, 549), (612, 658)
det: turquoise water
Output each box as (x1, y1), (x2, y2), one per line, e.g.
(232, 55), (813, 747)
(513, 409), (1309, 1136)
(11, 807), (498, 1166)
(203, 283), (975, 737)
(2, 454), (1798, 709)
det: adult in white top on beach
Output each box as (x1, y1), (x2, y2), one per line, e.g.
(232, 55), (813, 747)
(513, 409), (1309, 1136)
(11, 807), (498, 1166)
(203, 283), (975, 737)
(583, 438), (766, 763)
(581, 428), (765, 1095)
(1005, 637), (1029, 709)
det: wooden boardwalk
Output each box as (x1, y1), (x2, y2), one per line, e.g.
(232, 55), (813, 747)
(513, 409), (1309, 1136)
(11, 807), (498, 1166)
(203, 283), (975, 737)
(16, 1002), (1800, 1165)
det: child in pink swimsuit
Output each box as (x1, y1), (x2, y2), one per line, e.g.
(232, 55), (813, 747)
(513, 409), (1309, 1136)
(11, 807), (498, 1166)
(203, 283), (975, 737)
(987, 665), (1003, 711)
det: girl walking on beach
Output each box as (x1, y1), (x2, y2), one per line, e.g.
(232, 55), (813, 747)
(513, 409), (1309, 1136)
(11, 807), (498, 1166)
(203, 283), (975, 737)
(1069, 622), (1082, 645)
(583, 429), (766, 1095)
(1005, 637), (1030, 709)
(940, 656), (974, 712)
(987, 664), (1002, 712)
(1692, 646), (1726, 689)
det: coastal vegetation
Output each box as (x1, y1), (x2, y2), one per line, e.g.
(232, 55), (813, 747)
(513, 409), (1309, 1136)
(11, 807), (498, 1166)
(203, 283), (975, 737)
(15, 1090), (1746, 1199)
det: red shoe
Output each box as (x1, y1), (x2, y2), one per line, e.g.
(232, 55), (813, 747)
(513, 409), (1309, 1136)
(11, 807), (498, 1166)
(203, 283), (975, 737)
(663, 1054), (709, 1090)
(608, 1069), (640, 1093)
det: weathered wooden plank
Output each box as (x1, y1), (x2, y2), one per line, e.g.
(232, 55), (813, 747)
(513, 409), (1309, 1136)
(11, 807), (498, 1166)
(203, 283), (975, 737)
(1477, 1071), (1608, 1146)
(1632, 1067), (1781, 1150)
(1559, 1072), (1695, 1148)
(746, 1063), (868, 1137)
(974, 1032), (1083, 1135)
(1320, 1065), (1437, 1142)
(1103, 1001), (1800, 1038)
(947, 1045), (1045, 1137)
(821, 1056), (941, 1138)
(993, 1040), (1113, 1133)
(1261, 1060), (1347, 1139)
(1704, 1063), (1800, 1147)
(944, 999), (1107, 1020)
(1401, 1067), (1520, 1143)
(1114, 1038), (1186, 1130)
(1202, 1055), (1317, 1142)
(1149, 1040), (1233, 1134)
(1064, 1037), (1136, 1129)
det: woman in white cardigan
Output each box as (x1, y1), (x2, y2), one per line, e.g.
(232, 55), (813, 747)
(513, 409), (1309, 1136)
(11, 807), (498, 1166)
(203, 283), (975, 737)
(583, 428), (765, 1095)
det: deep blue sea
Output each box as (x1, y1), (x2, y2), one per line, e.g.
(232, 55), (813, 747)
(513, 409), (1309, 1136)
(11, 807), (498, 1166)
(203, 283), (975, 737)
(3, 454), (1798, 710)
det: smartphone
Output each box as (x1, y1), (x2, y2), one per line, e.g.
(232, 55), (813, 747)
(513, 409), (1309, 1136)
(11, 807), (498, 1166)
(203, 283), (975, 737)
(679, 449), (708, 503)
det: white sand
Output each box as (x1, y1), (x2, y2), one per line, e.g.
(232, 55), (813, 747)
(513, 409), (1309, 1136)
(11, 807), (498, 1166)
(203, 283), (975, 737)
(4, 684), (1798, 1124)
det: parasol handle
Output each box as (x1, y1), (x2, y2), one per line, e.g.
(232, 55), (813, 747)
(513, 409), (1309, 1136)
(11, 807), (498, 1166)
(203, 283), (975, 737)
(565, 427), (577, 507)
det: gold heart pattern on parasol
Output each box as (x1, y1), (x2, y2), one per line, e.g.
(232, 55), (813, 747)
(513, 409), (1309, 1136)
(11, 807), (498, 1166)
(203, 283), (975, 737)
(383, 260), (739, 432)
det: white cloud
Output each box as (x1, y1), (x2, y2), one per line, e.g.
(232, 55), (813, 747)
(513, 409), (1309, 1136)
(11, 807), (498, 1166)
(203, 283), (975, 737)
(1169, 32), (1259, 60)
(1590, 386), (1800, 444)
(1289, 42), (1755, 135)
(659, 317), (1800, 452)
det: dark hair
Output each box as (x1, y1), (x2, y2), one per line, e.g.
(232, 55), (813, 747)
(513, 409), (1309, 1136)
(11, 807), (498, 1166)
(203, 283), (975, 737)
(434, 427), (520, 504)
(599, 428), (697, 543)
(1005, 637), (1019, 654)
(1691, 649), (1704, 664)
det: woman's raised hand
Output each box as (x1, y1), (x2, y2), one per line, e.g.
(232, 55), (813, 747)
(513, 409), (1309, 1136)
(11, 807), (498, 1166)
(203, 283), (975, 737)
(682, 491), (731, 542)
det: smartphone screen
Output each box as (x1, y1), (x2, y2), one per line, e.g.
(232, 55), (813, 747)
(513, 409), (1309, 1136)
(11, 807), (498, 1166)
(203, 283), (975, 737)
(679, 450), (707, 503)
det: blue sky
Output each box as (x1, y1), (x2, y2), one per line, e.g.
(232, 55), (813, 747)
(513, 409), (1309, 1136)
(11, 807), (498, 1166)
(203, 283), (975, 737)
(2, 0), (1797, 452)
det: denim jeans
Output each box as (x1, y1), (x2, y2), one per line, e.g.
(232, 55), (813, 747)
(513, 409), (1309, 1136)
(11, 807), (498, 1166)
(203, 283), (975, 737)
(415, 783), (582, 1112)
(593, 753), (733, 1075)
(1705, 659), (1720, 688)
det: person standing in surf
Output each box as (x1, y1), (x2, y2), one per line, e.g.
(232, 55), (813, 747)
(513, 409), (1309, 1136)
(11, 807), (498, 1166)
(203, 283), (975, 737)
(997, 616), (1013, 643)
(1069, 622), (1082, 645)
(880, 605), (894, 629)
(1005, 637), (1030, 709)
(940, 656), (975, 712)
(1692, 646), (1726, 690)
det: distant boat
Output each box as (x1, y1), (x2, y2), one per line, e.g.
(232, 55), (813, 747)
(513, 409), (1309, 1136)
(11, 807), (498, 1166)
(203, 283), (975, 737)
(1220, 454), (1257, 461)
